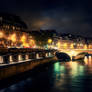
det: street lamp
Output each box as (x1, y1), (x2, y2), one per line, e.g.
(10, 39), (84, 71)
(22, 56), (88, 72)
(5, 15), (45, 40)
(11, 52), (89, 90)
(48, 39), (52, 49)
(48, 39), (52, 44)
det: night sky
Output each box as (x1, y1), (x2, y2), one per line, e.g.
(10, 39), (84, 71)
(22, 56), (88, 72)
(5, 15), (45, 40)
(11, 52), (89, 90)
(0, 0), (92, 37)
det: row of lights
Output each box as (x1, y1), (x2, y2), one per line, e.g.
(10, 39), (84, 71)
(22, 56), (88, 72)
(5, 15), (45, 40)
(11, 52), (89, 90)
(0, 31), (35, 48)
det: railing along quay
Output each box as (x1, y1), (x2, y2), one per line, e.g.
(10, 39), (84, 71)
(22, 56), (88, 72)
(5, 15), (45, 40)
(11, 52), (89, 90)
(0, 48), (56, 64)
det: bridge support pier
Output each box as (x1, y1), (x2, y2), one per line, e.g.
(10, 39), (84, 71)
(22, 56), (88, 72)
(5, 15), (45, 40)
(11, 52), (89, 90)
(3, 55), (10, 64)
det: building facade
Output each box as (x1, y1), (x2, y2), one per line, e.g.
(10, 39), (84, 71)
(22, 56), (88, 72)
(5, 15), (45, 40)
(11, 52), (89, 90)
(0, 13), (35, 48)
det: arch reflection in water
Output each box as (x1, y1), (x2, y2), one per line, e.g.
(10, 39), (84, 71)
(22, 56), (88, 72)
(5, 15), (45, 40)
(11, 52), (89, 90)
(54, 62), (60, 72)
(89, 56), (92, 61)
(84, 56), (88, 65)
(53, 61), (87, 92)
(84, 56), (92, 66)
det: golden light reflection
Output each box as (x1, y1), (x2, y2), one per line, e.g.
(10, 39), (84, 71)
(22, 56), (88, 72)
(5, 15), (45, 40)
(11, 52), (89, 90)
(84, 56), (88, 65)
(70, 62), (78, 76)
(89, 56), (92, 61)
(84, 56), (92, 66)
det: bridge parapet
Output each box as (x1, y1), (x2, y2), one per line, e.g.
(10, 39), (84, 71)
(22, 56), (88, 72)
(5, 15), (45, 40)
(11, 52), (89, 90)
(0, 48), (57, 64)
(59, 49), (92, 58)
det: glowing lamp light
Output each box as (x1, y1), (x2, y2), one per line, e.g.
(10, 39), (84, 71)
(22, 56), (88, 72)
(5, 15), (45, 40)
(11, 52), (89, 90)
(84, 45), (87, 49)
(23, 42), (29, 48)
(21, 35), (26, 42)
(48, 39), (52, 44)
(10, 33), (16, 42)
(70, 50), (77, 56)
(64, 43), (67, 49)
(30, 39), (35, 45)
(0, 31), (4, 38)
(71, 43), (74, 49)
(57, 42), (61, 49)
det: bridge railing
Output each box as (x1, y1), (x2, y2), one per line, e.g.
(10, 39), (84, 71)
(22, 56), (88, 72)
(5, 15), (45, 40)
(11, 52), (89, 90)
(0, 48), (56, 65)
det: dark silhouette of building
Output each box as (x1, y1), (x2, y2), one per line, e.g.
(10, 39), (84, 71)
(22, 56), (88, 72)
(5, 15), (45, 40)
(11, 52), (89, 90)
(0, 13), (27, 31)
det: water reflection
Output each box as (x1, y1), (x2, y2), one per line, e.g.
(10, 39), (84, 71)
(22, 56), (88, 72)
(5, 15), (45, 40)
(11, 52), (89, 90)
(0, 57), (92, 92)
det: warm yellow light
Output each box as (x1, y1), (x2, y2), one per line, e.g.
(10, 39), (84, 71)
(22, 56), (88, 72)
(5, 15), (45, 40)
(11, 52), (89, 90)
(21, 35), (26, 42)
(23, 42), (29, 47)
(70, 51), (77, 56)
(0, 31), (4, 38)
(57, 42), (61, 48)
(88, 45), (91, 49)
(48, 39), (52, 44)
(88, 45), (92, 49)
(29, 39), (35, 46)
(84, 56), (88, 65)
(10, 33), (16, 42)
(64, 43), (67, 49)
(71, 43), (74, 49)
(77, 44), (80, 46)
(84, 45), (87, 49)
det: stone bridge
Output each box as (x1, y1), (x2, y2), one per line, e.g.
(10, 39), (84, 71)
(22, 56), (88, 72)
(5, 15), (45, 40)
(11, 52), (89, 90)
(0, 48), (56, 64)
(58, 49), (92, 58)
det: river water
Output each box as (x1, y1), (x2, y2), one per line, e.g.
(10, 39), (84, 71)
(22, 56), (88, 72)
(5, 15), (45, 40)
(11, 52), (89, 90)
(0, 56), (92, 92)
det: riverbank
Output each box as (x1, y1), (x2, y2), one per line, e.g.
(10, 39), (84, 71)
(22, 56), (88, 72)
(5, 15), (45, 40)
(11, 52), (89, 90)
(0, 56), (57, 80)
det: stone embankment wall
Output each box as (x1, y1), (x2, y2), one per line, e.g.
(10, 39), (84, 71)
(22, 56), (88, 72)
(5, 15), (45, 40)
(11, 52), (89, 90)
(0, 56), (57, 80)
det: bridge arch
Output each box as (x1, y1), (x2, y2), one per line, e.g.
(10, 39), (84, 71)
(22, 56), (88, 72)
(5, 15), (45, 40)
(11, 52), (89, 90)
(55, 52), (71, 61)
(76, 52), (88, 56)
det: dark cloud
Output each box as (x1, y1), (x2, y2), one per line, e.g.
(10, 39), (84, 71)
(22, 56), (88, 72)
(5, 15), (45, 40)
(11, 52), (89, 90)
(0, 0), (92, 37)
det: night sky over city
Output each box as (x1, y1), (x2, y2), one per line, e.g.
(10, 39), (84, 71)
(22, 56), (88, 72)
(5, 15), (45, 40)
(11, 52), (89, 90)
(0, 0), (92, 37)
